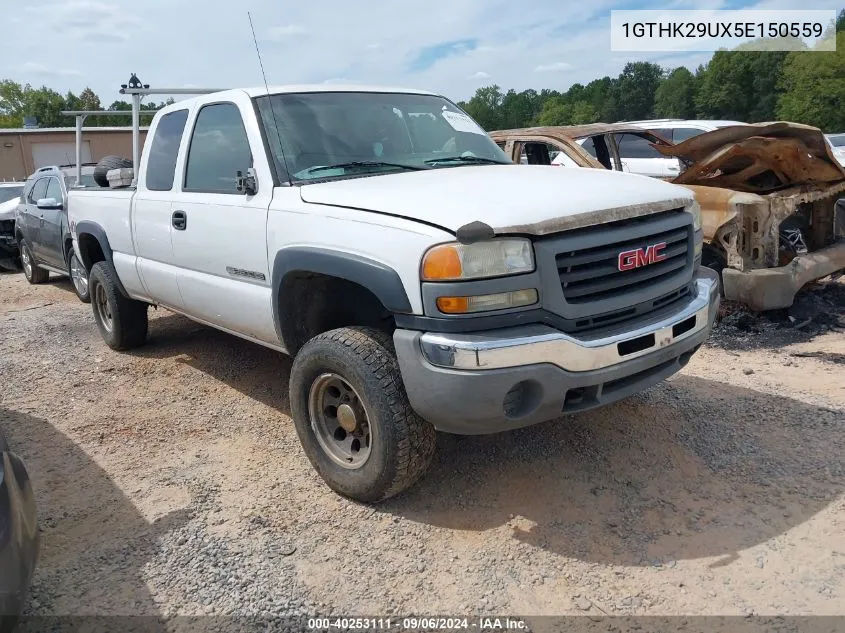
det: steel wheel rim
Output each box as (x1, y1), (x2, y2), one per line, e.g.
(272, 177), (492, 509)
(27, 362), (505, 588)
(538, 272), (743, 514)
(94, 283), (113, 332)
(308, 373), (373, 469)
(70, 254), (88, 296)
(21, 246), (32, 279)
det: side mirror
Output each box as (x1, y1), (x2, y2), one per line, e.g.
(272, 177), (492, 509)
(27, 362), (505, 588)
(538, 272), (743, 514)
(36, 197), (62, 210)
(236, 168), (257, 196)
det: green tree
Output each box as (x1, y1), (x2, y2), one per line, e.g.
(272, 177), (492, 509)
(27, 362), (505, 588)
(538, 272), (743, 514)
(695, 40), (803, 121)
(614, 62), (663, 120)
(778, 30), (845, 131)
(570, 100), (597, 124)
(79, 87), (101, 111)
(536, 96), (572, 126)
(654, 67), (696, 119)
(25, 87), (67, 127)
(459, 85), (504, 130)
(0, 79), (27, 126)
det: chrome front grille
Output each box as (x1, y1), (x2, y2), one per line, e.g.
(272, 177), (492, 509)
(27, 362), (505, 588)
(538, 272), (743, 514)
(534, 208), (695, 331)
(556, 221), (690, 303)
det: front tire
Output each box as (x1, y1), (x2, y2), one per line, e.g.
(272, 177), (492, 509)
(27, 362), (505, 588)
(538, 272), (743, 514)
(290, 327), (436, 503)
(68, 250), (91, 303)
(88, 261), (148, 350)
(19, 241), (49, 284)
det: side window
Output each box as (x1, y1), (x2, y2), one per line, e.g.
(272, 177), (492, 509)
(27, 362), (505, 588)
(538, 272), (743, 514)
(44, 177), (62, 202)
(579, 136), (597, 157)
(616, 133), (664, 159)
(672, 127), (704, 143)
(147, 109), (189, 191)
(184, 103), (252, 194)
(522, 142), (553, 165)
(28, 178), (49, 203)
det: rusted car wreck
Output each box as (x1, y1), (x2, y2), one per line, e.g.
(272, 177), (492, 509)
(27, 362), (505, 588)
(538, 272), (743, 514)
(490, 123), (845, 311)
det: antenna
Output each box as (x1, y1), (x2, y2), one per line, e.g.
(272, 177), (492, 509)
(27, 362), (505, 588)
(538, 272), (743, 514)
(248, 11), (291, 183)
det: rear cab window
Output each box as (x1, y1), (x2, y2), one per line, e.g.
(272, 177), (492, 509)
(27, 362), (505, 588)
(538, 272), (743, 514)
(146, 109), (190, 191)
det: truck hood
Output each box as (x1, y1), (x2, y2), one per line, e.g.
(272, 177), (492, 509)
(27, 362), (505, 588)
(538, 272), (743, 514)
(298, 165), (694, 236)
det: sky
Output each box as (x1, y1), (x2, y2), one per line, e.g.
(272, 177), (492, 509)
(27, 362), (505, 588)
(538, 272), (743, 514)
(0, 0), (839, 106)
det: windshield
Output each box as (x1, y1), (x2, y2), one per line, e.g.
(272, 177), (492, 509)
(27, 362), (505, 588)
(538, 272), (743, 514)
(256, 92), (510, 182)
(0, 185), (23, 204)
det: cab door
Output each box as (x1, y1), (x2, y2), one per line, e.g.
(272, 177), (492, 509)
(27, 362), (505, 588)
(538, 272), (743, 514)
(132, 108), (192, 310)
(36, 176), (67, 268)
(169, 97), (278, 344)
(20, 178), (48, 252)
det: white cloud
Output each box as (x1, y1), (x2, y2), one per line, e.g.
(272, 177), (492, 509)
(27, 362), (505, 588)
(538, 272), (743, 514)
(22, 62), (82, 77)
(27, 1), (143, 42)
(267, 24), (309, 40)
(533, 62), (573, 73)
(0, 0), (731, 107)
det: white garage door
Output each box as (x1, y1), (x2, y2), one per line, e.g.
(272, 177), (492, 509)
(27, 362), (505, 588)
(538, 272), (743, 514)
(31, 141), (92, 169)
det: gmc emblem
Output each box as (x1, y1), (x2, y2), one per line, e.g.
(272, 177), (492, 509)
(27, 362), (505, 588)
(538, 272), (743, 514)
(618, 242), (668, 271)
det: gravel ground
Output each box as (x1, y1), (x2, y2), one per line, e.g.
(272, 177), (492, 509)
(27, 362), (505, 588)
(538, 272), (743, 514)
(1, 270), (844, 626)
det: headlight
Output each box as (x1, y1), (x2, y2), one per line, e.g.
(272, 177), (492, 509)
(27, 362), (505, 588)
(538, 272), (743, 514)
(687, 200), (702, 232)
(421, 238), (534, 281)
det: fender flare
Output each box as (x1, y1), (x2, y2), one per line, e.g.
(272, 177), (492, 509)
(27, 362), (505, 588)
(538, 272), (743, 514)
(271, 247), (413, 344)
(74, 221), (129, 297)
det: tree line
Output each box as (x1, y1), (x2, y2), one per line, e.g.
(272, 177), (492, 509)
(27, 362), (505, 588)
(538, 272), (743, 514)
(457, 12), (845, 133)
(0, 82), (172, 128)
(2, 11), (843, 132)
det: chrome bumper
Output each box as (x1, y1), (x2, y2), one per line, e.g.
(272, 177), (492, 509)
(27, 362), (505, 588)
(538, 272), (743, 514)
(420, 269), (720, 372)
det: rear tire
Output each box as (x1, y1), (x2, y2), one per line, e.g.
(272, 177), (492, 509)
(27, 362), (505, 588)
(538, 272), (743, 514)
(67, 249), (91, 303)
(290, 326), (436, 503)
(88, 261), (148, 350)
(19, 241), (49, 284)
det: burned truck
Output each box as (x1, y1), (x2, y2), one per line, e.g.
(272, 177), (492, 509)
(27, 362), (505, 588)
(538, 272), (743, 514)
(656, 122), (845, 311)
(491, 122), (845, 311)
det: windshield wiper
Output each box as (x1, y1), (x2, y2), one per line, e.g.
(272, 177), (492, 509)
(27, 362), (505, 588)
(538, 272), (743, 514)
(424, 156), (506, 166)
(301, 161), (426, 175)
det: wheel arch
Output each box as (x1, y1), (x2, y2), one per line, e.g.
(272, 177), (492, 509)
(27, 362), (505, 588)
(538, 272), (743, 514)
(74, 221), (129, 297)
(272, 247), (413, 354)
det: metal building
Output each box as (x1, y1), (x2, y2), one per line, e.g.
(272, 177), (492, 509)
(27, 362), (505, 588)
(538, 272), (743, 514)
(0, 127), (148, 181)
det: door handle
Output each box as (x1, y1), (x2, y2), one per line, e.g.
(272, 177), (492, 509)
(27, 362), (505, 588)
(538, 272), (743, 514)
(172, 210), (187, 231)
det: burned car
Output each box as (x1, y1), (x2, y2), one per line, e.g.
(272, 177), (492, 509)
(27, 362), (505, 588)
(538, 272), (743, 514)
(490, 123), (845, 311)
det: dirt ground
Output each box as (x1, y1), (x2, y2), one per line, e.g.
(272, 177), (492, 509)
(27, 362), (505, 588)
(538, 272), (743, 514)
(1, 270), (844, 625)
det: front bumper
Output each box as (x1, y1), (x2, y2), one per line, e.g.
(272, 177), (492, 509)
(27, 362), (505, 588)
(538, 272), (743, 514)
(395, 268), (720, 435)
(0, 221), (19, 271)
(722, 239), (845, 311)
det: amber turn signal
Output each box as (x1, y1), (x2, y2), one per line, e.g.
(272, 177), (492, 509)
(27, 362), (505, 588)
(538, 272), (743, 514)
(422, 244), (462, 280)
(436, 289), (538, 314)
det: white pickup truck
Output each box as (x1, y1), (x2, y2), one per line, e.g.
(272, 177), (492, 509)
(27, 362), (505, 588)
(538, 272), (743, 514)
(68, 85), (719, 502)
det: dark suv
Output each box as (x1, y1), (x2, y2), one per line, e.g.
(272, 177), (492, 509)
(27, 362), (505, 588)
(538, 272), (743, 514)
(15, 166), (94, 302)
